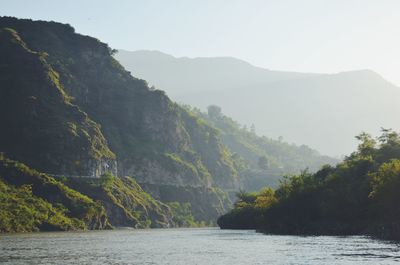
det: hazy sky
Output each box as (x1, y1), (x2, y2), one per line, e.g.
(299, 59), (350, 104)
(2, 0), (400, 85)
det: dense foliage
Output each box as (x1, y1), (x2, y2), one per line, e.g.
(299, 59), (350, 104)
(218, 130), (400, 240)
(0, 155), (109, 232)
(0, 179), (87, 232)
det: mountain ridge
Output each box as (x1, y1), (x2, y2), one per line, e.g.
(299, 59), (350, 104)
(116, 50), (391, 86)
(115, 49), (400, 156)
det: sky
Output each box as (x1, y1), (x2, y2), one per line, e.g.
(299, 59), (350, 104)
(1, 0), (400, 85)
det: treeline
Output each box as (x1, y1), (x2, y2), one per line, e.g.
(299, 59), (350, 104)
(218, 129), (400, 240)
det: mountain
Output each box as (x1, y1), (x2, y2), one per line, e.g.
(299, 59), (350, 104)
(0, 17), (235, 227)
(115, 50), (317, 94)
(0, 17), (336, 232)
(115, 50), (400, 156)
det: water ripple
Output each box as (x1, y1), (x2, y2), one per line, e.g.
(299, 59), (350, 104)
(1, 228), (400, 265)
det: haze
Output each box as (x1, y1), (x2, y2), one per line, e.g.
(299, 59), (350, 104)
(2, 0), (400, 85)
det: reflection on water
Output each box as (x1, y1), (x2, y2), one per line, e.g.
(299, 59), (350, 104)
(1, 228), (400, 265)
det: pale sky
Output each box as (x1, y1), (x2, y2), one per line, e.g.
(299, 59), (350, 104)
(2, 0), (400, 85)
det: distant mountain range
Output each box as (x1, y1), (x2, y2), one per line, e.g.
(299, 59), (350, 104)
(115, 50), (400, 156)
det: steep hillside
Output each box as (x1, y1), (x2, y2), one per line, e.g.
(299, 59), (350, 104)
(0, 155), (181, 231)
(0, 27), (116, 177)
(184, 105), (337, 189)
(0, 17), (236, 224)
(116, 50), (400, 156)
(0, 155), (109, 232)
(62, 175), (174, 228)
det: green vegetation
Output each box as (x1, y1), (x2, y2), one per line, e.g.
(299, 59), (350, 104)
(0, 179), (85, 232)
(218, 129), (400, 240)
(63, 175), (173, 228)
(0, 155), (109, 232)
(167, 202), (206, 227)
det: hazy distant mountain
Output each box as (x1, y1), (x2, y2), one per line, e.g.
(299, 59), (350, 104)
(115, 50), (400, 156)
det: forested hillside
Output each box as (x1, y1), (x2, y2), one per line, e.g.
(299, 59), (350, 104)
(184, 105), (337, 189)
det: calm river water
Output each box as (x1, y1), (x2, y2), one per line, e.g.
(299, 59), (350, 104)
(1, 228), (400, 265)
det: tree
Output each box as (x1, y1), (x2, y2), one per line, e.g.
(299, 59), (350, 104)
(355, 132), (376, 157)
(207, 105), (221, 119)
(235, 189), (256, 202)
(255, 187), (277, 210)
(370, 159), (400, 210)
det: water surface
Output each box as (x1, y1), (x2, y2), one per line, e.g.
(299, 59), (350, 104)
(1, 228), (400, 264)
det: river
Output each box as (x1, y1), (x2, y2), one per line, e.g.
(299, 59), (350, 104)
(1, 228), (400, 264)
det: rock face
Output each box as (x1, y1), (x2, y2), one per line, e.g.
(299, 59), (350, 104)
(0, 17), (238, 223)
